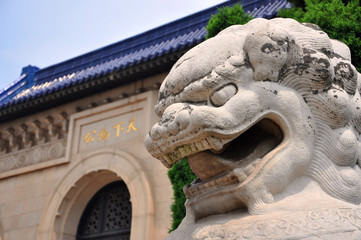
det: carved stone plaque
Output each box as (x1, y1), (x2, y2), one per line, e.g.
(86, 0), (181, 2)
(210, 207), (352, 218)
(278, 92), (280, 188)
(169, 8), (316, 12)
(78, 108), (143, 153)
(69, 91), (157, 157)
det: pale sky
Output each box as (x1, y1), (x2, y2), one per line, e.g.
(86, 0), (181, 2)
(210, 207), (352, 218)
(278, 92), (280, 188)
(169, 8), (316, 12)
(0, 0), (225, 91)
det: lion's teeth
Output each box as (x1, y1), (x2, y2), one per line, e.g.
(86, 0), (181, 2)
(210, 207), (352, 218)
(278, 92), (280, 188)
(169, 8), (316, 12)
(174, 148), (183, 159)
(203, 182), (211, 188)
(184, 145), (193, 155)
(162, 136), (231, 169)
(190, 143), (198, 152)
(234, 169), (247, 182)
(164, 155), (172, 164)
(208, 136), (223, 151)
(168, 153), (174, 163)
(166, 154), (173, 164)
(195, 141), (204, 151)
(171, 152), (179, 163)
(178, 146), (186, 156)
(160, 158), (172, 168)
(244, 165), (255, 176)
(252, 158), (262, 167)
(202, 139), (211, 148)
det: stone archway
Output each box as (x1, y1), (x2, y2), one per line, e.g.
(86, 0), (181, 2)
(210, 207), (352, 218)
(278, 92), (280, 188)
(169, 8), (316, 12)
(37, 149), (154, 240)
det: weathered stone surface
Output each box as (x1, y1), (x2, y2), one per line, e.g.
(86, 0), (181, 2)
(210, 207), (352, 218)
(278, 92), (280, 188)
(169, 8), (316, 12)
(145, 18), (361, 239)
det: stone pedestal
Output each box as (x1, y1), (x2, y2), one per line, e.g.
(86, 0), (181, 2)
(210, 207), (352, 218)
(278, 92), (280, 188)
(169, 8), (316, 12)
(169, 208), (361, 240)
(168, 178), (361, 240)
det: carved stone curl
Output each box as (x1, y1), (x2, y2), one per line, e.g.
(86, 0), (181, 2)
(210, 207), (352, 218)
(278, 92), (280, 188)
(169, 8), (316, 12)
(145, 18), (361, 239)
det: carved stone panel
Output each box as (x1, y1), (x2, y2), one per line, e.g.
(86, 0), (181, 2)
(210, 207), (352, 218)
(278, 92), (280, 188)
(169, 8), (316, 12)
(0, 139), (66, 174)
(0, 111), (69, 178)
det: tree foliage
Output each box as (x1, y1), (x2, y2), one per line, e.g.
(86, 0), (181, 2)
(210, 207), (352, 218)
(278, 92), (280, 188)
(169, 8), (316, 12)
(206, 4), (253, 39)
(167, 158), (196, 232)
(278, 0), (361, 72)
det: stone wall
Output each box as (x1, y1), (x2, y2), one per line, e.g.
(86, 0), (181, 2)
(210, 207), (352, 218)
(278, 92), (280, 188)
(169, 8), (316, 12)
(0, 74), (172, 240)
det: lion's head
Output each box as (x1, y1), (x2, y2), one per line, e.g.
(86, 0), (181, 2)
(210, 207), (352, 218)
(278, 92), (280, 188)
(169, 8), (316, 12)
(145, 18), (361, 219)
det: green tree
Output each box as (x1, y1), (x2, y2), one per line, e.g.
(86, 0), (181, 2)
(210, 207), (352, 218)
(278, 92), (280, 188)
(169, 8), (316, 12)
(167, 158), (196, 232)
(278, 0), (361, 72)
(206, 3), (253, 39)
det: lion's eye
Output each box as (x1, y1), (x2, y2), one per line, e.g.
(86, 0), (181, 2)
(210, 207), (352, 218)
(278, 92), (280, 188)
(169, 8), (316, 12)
(261, 43), (275, 54)
(277, 40), (284, 46)
(210, 84), (237, 107)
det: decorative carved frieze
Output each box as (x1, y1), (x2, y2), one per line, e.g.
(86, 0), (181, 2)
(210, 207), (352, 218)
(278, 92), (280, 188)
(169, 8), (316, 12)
(0, 111), (69, 173)
(0, 139), (66, 173)
(7, 127), (24, 151)
(0, 132), (10, 153)
(45, 116), (63, 140)
(20, 123), (36, 148)
(32, 119), (50, 144)
(0, 112), (68, 155)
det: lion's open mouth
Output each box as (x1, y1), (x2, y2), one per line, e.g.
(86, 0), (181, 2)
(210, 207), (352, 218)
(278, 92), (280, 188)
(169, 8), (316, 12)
(184, 118), (283, 199)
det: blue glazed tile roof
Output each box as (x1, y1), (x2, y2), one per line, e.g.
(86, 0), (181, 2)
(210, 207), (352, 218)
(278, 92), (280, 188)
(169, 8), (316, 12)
(0, 74), (27, 104)
(0, 0), (291, 111)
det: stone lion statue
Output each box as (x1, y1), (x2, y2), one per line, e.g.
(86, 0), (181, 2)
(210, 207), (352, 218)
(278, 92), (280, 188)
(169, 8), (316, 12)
(145, 18), (361, 239)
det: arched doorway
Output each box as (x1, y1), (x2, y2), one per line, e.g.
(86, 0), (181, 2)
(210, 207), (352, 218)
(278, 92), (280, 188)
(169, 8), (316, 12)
(76, 181), (132, 240)
(37, 150), (154, 240)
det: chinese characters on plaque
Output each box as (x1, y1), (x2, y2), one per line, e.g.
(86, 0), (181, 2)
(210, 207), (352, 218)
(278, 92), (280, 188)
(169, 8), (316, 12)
(83, 117), (138, 143)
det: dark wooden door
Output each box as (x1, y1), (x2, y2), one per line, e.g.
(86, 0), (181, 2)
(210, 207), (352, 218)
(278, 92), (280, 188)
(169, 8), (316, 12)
(76, 181), (132, 240)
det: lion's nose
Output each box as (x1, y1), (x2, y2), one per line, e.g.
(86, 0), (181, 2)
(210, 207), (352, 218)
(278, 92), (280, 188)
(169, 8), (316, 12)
(149, 125), (162, 140)
(168, 110), (190, 135)
(150, 104), (191, 139)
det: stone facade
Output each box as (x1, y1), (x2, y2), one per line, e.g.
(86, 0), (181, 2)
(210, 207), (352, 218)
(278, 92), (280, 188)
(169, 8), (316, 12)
(0, 74), (172, 240)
